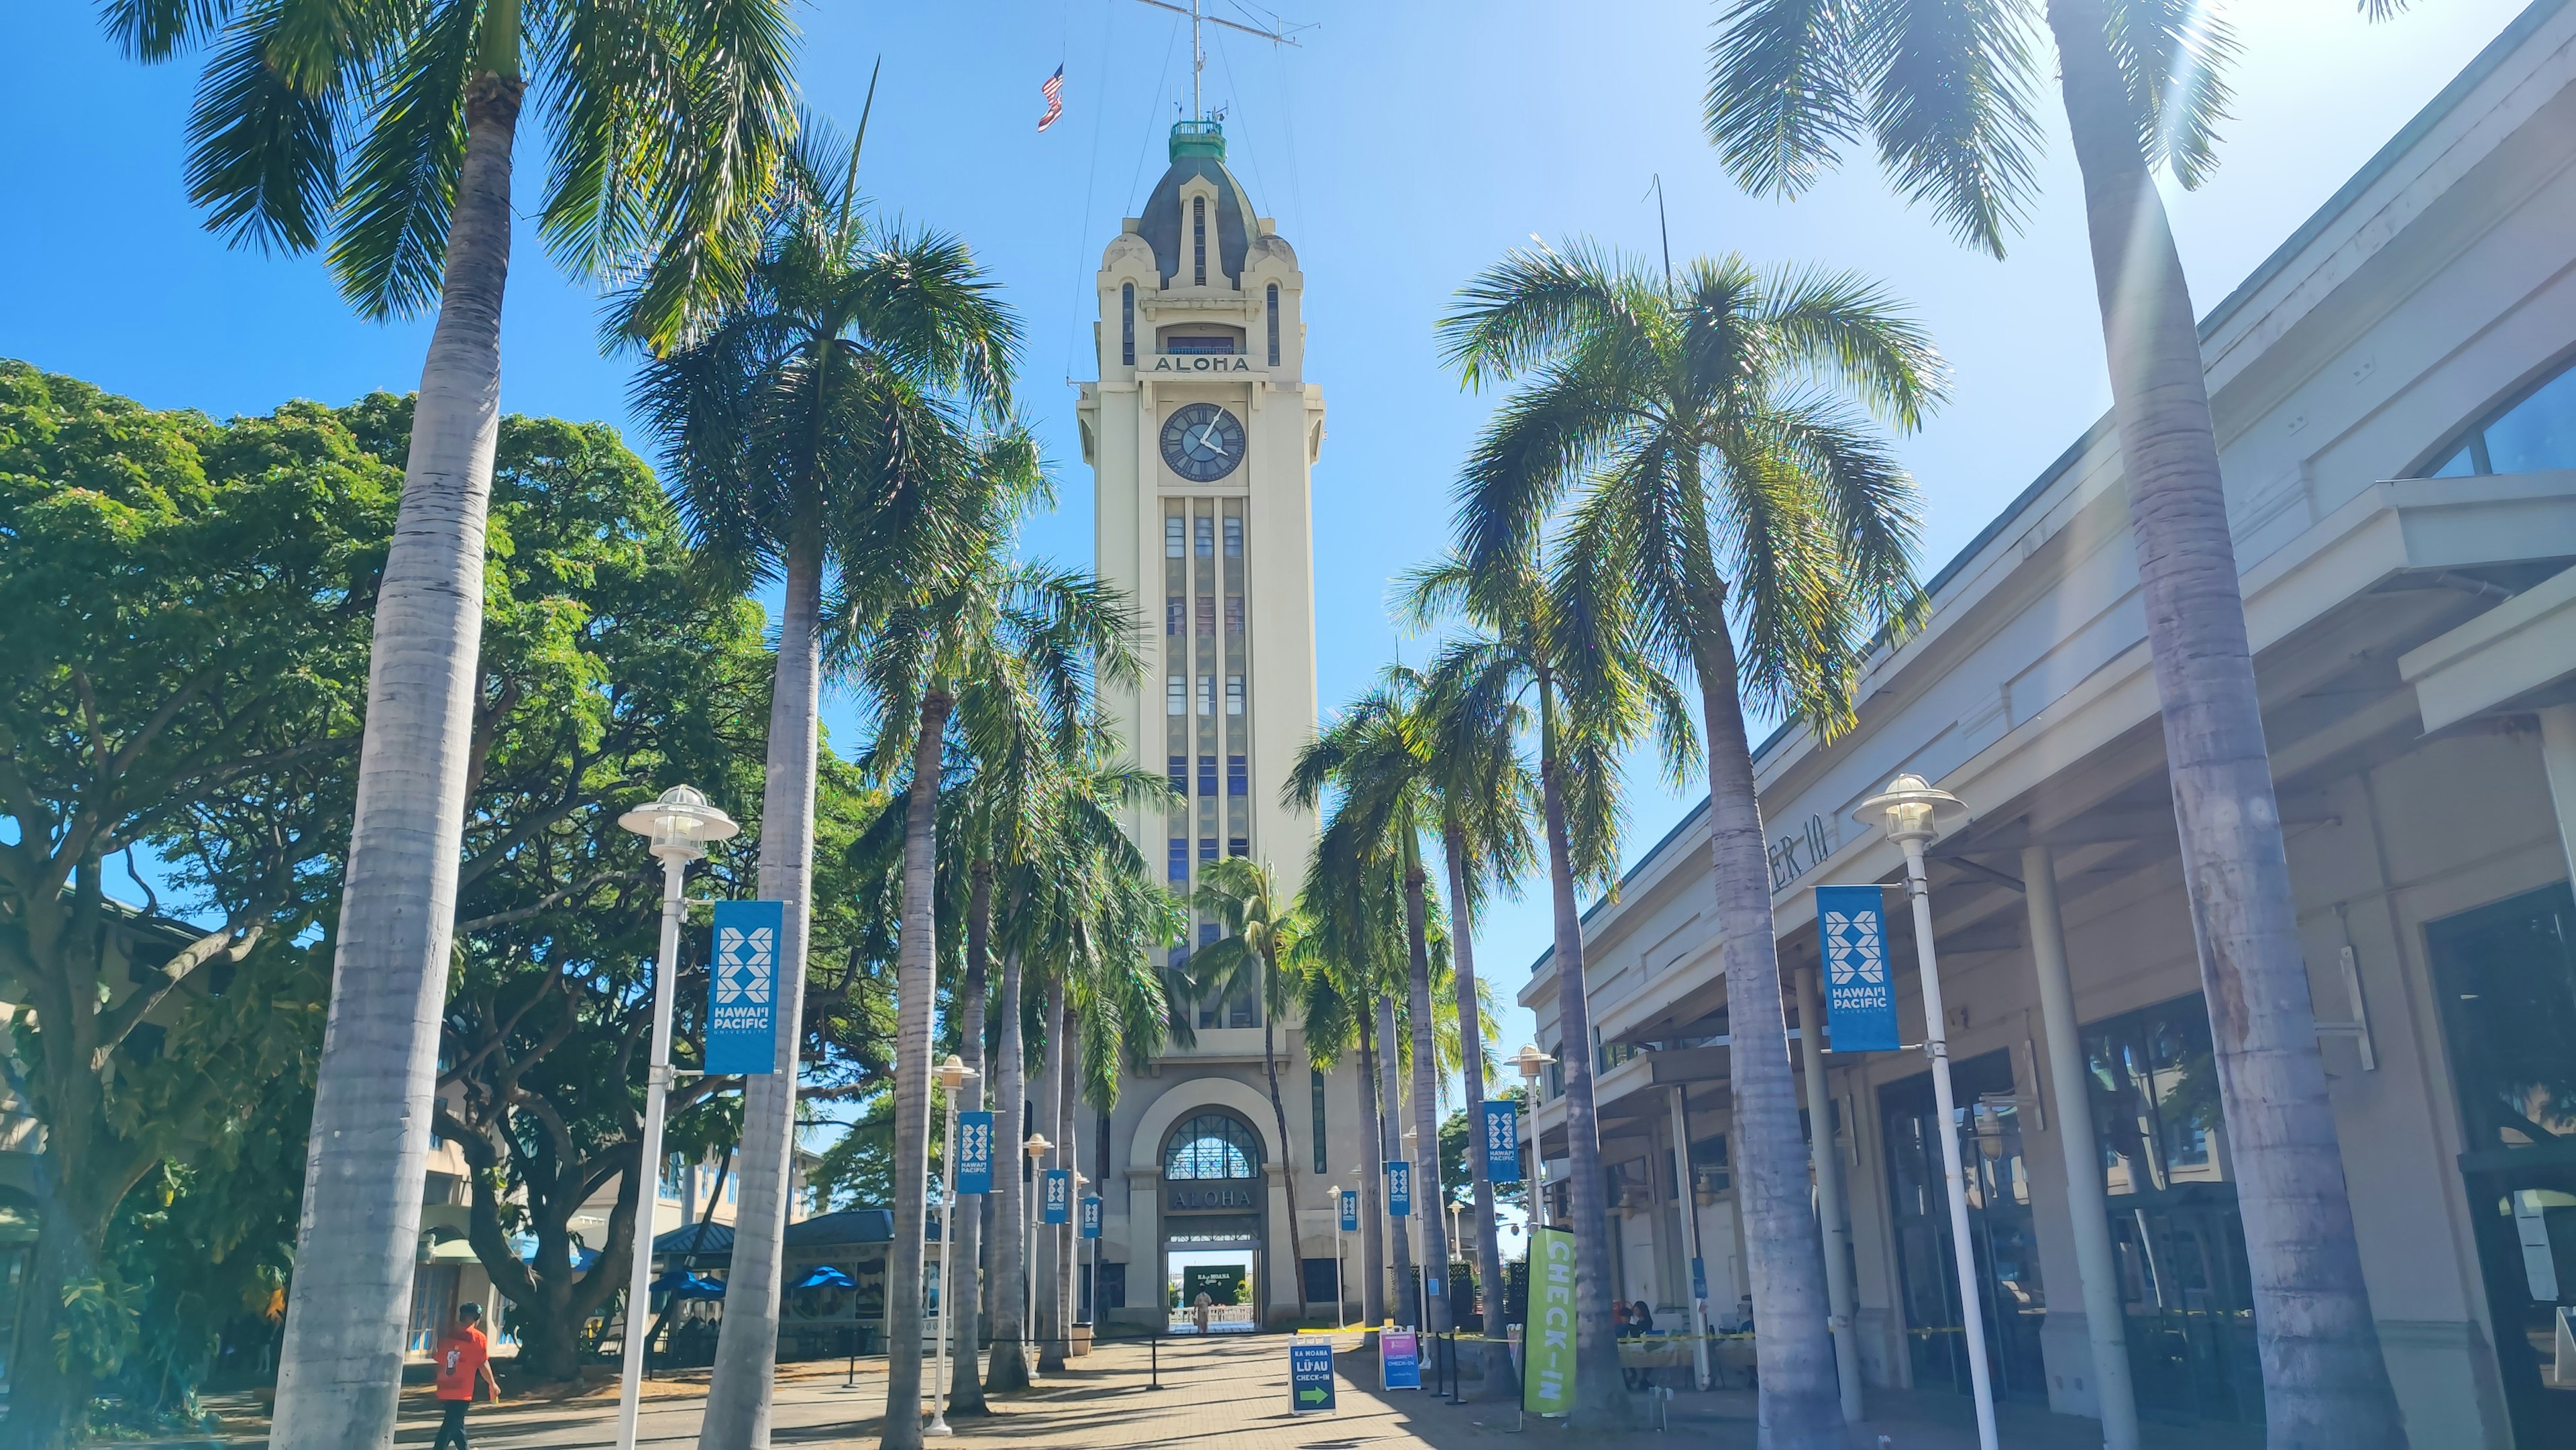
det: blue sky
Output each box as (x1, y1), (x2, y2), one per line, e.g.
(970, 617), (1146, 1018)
(0, 0), (2540, 1091)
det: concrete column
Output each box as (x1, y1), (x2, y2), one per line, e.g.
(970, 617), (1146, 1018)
(2540, 705), (2576, 888)
(1668, 1086), (1713, 1389)
(1796, 964), (1866, 1423)
(2022, 845), (2140, 1450)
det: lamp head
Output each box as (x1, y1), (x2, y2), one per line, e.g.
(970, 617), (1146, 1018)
(935, 1054), (977, 1091)
(1024, 1133), (1053, 1158)
(1857, 772), (1964, 845)
(617, 785), (739, 862)
(1510, 1043), (1555, 1082)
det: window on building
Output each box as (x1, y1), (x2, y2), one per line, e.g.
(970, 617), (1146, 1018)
(1197, 675), (1215, 716)
(1169, 755), (1188, 793)
(727, 1175), (737, 1204)
(1122, 282), (1136, 366)
(1167, 333), (1236, 354)
(1198, 838), (1217, 863)
(1199, 755), (1218, 796)
(1225, 596), (1244, 634)
(1169, 838), (1189, 883)
(1164, 1113), (1260, 1179)
(2417, 353), (2576, 477)
(1195, 515), (1214, 557)
(1267, 284), (1281, 366)
(1192, 197), (1207, 286)
(1226, 755), (1246, 796)
(1227, 836), (1248, 858)
(1196, 596), (1216, 635)
(1309, 1066), (1330, 1174)
(1167, 596), (1183, 634)
(661, 1153), (686, 1201)
(1224, 516), (1243, 557)
(1166, 516), (1185, 557)
(1226, 675), (1246, 715)
(1167, 675), (1186, 716)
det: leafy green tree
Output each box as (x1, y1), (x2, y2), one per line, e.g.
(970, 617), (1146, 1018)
(99, 3), (798, 1430)
(1701, 5), (2410, 1439)
(1441, 247), (1935, 1437)
(0, 363), (382, 1448)
(635, 115), (1020, 1445)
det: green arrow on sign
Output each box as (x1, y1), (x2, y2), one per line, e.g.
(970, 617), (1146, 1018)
(1297, 1387), (1328, 1406)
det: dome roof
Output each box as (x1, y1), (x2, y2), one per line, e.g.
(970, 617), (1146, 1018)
(1136, 121), (1263, 288)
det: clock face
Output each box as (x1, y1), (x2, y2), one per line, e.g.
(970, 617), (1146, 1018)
(1160, 403), (1246, 483)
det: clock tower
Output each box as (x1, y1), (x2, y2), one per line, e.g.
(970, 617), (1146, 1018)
(1077, 117), (1346, 1331)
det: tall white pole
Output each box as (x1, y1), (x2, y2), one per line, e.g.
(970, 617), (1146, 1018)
(614, 852), (687, 1450)
(1666, 1086), (1711, 1390)
(930, 1094), (959, 1437)
(1901, 838), (2000, 1450)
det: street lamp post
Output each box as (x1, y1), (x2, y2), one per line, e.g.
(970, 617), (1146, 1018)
(1073, 1170), (1091, 1335)
(1328, 1183), (1345, 1330)
(1511, 1046), (1554, 1229)
(1858, 773), (1996, 1450)
(1022, 1133), (1051, 1364)
(612, 787), (738, 1450)
(930, 1055), (978, 1437)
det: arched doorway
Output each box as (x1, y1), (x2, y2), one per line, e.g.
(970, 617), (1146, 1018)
(1161, 1111), (1263, 1333)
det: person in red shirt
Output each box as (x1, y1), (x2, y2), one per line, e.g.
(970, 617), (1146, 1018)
(431, 1302), (501, 1449)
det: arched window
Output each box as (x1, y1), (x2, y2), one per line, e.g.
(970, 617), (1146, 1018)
(2418, 353), (2576, 477)
(1266, 284), (1281, 366)
(1193, 197), (1208, 287)
(1163, 1113), (1262, 1180)
(1121, 282), (1136, 367)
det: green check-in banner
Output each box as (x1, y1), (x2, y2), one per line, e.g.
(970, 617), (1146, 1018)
(1523, 1225), (1576, 1415)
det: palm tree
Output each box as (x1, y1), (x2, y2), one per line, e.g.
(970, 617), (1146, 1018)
(1404, 551), (1686, 1422)
(1181, 857), (1311, 1313)
(1442, 246), (1935, 1441)
(1701, 6), (2409, 1439)
(841, 535), (1140, 1447)
(102, 5), (794, 1440)
(1291, 856), (1415, 1331)
(1289, 671), (1460, 1335)
(637, 123), (1022, 1450)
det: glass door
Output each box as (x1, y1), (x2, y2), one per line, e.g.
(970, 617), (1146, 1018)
(1878, 1050), (2049, 1403)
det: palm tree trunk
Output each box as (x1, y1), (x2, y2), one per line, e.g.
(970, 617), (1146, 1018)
(948, 863), (994, 1416)
(1034, 978), (1067, 1372)
(882, 693), (951, 1450)
(1256, 989), (1308, 1317)
(1356, 1020), (1388, 1328)
(1401, 862), (1451, 1336)
(1442, 821), (1517, 1397)
(2042, 8), (2405, 1446)
(700, 521), (826, 1450)
(984, 946), (1033, 1392)
(1688, 610), (1837, 1447)
(1375, 992), (1419, 1329)
(267, 64), (523, 1450)
(1536, 701), (1627, 1425)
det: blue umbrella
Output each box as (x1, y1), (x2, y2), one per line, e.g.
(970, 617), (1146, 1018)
(651, 1271), (727, 1299)
(796, 1266), (857, 1290)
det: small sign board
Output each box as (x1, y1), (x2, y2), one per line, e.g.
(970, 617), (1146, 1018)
(1338, 1189), (1359, 1233)
(1289, 1339), (1336, 1412)
(1079, 1195), (1102, 1239)
(956, 1111), (994, 1195)
(1385, 1160), (1411, 1218)
(1381, 1329), (1421, 1391)
(1817, 885), (1900, 1051)
(1041, 1168), (1071, 1224)
(706, 900), (786, 1074)
(1481, 1101), (1522, 1183)
(1690, 1256), (1707, 1302)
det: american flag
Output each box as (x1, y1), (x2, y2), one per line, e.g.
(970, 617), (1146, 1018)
(1037, 65), (1065, 133)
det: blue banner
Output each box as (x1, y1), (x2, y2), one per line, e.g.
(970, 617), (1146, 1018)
(955, 1110), (994, 1195)
(1041, 1168), (1071, 1224)
(1816, 885), (1900, 1052)
(1481, 1101), (1522, 1184)
(1079, 1194), (1102, 1239)
(1385, 1159), (1412, 1217)
(706, 900), (786, 1074)
(1289, 1340), (1336, 1412)
(1338, 1189), (1359, 1233)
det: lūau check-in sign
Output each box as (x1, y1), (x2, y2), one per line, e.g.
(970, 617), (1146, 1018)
(956, 1111), (994, 1194)
(1288, 1339), (1335, 1412)
(1817, 885), (1900, 1051)
(706, 901), (785, 1074)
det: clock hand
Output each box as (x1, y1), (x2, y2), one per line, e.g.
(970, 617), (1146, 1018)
(1191, 419), (1220, 454)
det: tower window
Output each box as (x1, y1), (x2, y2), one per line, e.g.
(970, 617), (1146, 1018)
(1310, 1067), (1329, 1175)
(1195, 516), (1214, 557)
(1193, 597), (1213, 636)
(1169, 838), (1189, 883)
(1224, 516), (1243, 557)
(1228, 837), (1248, 859)
(1166, 516), (1185, 558)
(1225, 596), (1244, 634)
(1122, 283), (1136, 367)
(1193, 197), (1207, 286)
(1226, 675), (1246, 716)
(1169, 755), (1187, 793)
(1167, 596), (1183, 634)
(1197, 675), (1216, 716)
(1227, 755), (1246, 796)
(1199, 755), (1218, 797)
(1167, 676), (1186, 716)
(1199, 840), (1218, 864)
(1267, 284), (1281, 366)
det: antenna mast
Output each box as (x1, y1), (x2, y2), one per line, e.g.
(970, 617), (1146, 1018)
(1128, 0), (1303, 120)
